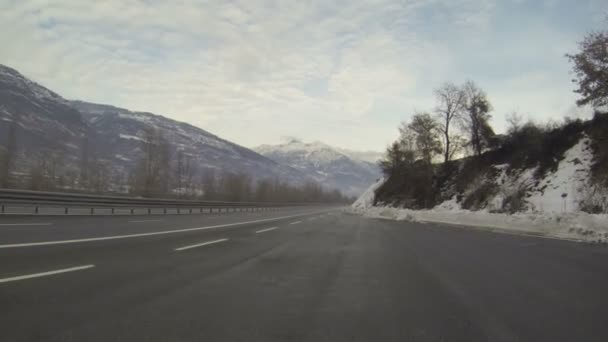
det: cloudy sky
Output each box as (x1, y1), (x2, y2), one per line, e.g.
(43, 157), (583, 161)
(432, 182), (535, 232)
(0, 0), (606, 152)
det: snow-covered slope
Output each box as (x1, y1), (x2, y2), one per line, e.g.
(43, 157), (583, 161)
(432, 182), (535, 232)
(0, 64), (307, 188)
(480, 137), (594, 213)
(254, 139), (382, 196)
(352, 178), (384, 209)
(354, 137), (597, 214)
(0, 64), (86, 171)
(351, 134), (608, 242)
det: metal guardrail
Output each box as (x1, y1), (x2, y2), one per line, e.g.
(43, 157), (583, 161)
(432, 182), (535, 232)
(0, 188), (311, 215)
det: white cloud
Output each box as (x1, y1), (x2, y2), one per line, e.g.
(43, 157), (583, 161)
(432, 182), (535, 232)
(0, 0), (603, 151)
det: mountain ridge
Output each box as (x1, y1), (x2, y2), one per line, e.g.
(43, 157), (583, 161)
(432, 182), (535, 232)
(254, 139), (382, 196)
(0, 64), (310, 192)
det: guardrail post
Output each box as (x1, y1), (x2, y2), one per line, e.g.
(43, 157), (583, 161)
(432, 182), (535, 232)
(200, 207), (203, 213)
(90, 208), (94, 215)
(164, 208), (167, 215)
(148, 208), (151, 215)
(35, 206), (39, 214)
(189, 208), (192, 214)
(177, 208), (180, 215)
(1, 204), (4, 214)
(131, 208), (134, 215)
(65, 207), (68, 215)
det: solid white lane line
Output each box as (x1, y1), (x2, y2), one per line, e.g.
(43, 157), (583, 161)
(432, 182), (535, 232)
(0, 210), (329, 249)
(0, 223), (53, 226)
(129, 219), (162, 223)
(289, 221), (302, 225)
(0, 265), (95, 284)
(175, 238), (228, 251)
(255, 227), (279, 234)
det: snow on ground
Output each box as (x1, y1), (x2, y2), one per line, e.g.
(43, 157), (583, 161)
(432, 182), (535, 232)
(351, 160), (608, 243)
(351, 178), (384, 210)
(527, 137), (593, 212)
(119, 133), (145, 142)
(481, 137), (593, 213)
(114, 154), (131, 162)
(351, 205), (608, 243)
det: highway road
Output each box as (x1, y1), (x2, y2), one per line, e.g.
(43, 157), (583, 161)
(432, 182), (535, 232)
(1, 207), (608, 341)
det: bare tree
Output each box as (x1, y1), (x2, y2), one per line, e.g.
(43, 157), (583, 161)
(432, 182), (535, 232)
(28, 155), (46, 191)
(173, 150), (198, 198)
(175, 149), (185, 197)
(461, 81), (495, 156)
(201, 168), (218, 200)
(380, 123), (418, 177)
(505, 112), (523, 135)
(379, 140), (416, 176)
(434, 82), (466, 163)
(79, 127), (93, 189)
(184, 156), (196, 197)
(88, 159), (109, 193)
(221, 173), (251, 202)
(398, 123), (417, 154)
(1, 112), (18, 188)
(0, 147), (6, 187)
(133, 127), (170, 197)
(255, 178), (273, 202)
(79, 127), (109, 192)
(566, 23), (608, 109)
(27, 149), (62, 191)
(408, 112), (442, 165)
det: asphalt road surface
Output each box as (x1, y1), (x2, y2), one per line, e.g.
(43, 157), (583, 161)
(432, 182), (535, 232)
(1, 207), (607, 342)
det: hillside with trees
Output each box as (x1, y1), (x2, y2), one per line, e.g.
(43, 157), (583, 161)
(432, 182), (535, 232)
(374, 24), (608, 214)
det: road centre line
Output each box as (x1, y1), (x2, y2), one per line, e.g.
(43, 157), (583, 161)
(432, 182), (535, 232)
(0, 265), (95, 284)
(0, 223), (53, 226)
(0, 210), (329, 249)
(174, 238), (228, 251)
(129, 219), (163, 223)
(255, 227), (279, 234)
(289, 221), (302, 225)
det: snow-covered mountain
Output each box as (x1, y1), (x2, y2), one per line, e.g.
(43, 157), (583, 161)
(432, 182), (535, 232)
(254, 139), (381, 196)
(70, 100), (307, 184)
(335, 148), (383, 164)
(0, 64), (307, 188)
(0, 65), (86, 169)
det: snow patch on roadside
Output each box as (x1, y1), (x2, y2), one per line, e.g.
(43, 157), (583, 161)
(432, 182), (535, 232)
(351, 174), (608, 243)
(351, 205), (608, 243)
(351, 178), (384, 210)
(527, 137), (593, 213)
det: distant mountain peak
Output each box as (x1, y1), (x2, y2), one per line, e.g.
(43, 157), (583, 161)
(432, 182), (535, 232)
(254, 139), (381, 196)
(0, 64), (65, 103)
